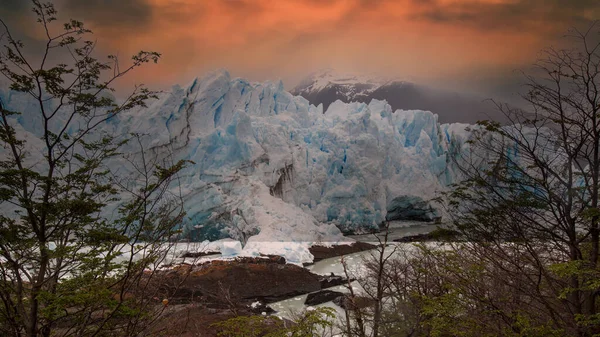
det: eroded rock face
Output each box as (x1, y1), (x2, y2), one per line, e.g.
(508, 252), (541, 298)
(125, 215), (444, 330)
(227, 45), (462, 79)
(385, 195), (440, 222)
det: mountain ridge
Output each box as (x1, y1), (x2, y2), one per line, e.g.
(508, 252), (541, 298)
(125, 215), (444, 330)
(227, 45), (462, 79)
(291, 69), (506, 124)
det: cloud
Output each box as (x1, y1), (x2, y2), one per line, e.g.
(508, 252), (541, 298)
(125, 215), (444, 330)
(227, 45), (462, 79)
(0, 0), (154, 39)
(1, 0), (28, 13)
(62, 0), (153, 30)
(1, 0), (599, 99)
(411, 0), (600, 34)
(0, 0), (32, 32)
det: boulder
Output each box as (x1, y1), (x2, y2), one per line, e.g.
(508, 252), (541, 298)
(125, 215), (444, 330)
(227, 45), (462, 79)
(333, 295), (377, 310)
(318, 274), (349, 289)
(247, 301), (276, 315)
(304, 290), (344, 306)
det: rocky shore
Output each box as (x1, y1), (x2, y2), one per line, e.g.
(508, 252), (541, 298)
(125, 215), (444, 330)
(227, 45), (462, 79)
(146, 243), (374, 336)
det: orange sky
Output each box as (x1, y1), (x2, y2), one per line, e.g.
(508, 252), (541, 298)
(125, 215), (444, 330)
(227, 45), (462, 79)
(2, 0), (599, 95)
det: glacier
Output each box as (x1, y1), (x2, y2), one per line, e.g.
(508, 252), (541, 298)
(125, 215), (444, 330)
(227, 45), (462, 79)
(0, 70), (472, 264)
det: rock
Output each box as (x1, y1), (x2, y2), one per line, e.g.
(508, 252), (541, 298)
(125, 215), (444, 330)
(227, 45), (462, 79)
(333, 295), (377, 310)
(393, 228), (460, 243)
(318, 274), (349, 289)
(304, 290), (344, 306)
(393, 233), (435, 243)
(259, 254), (287, 264)
(161, 257), (321, 304)
(309, 242), (376, 263)
(247, 301), (276, 315)
(180, 251), (220, 258)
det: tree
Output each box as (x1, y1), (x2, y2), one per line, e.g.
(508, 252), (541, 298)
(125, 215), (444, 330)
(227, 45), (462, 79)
(445, 22), (600, 336)
(0, 1), (187, 336)
(339, 222), (402, 337)
(211, 307), (336, 337)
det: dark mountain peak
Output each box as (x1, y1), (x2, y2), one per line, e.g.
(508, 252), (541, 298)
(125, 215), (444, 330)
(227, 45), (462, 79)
(292, 70), (505, 124)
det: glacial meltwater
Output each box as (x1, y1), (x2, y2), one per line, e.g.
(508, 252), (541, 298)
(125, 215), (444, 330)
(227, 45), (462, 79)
(269, 221), (438, 318)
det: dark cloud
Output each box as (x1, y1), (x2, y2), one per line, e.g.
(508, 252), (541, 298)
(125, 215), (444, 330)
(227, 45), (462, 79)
(1, 0), (29, 13)
(0, 1), (50, 49)
(61, 0), (153, 29)
(0, 0), (32, 30)
(2, 0), (596, 106)
(413, 0), (600, 33)
(1, 0), (155, 34)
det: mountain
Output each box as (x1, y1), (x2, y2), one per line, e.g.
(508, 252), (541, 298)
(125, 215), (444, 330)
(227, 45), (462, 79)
(1, 70), (472, 264)
(291, 69), (506, 124)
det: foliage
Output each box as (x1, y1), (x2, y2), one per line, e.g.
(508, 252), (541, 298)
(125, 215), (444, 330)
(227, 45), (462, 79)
(439, 23), (600, 336)
(211, 307), (336, 337)
(349, 240), (570, 337)
(0, 1), (186, 336)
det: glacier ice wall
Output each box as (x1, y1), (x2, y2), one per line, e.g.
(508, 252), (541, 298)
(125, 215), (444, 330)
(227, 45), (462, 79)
(111, 70), (471, 238)
(1, 70), (472, 244)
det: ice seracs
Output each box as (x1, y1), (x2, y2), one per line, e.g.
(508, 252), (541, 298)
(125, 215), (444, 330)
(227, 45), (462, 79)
(112, 69), (471, 239)
(1, 69), (472, 264)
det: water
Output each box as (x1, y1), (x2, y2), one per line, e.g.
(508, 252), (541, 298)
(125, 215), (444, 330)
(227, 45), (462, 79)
(269, 221), (438, 318)
(347, 220), (439, 243)
(113, 221), (438, 270)
(269, 249), (366, 320)
(37, 222), (435, 313)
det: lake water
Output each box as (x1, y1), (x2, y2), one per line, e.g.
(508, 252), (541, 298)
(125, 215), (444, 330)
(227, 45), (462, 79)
(74, 221), (437, 318)
(347, 220), (439, 242)
(269, 221), (438, 318)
